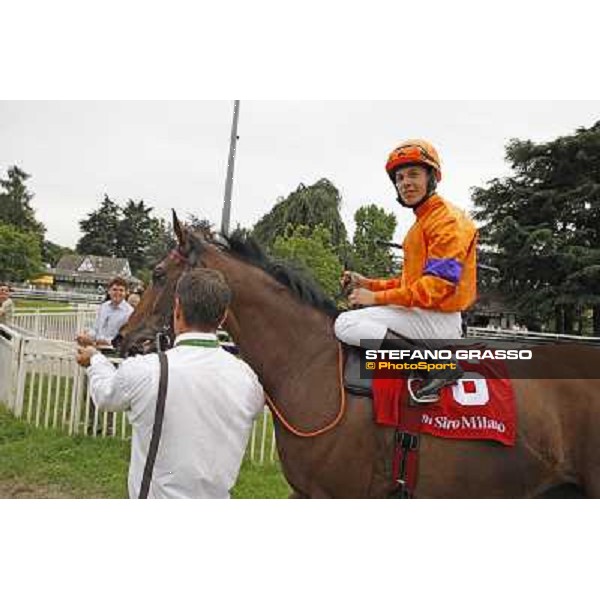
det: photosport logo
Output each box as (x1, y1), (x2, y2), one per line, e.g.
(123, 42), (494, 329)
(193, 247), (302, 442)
(359, 339), (540, 380)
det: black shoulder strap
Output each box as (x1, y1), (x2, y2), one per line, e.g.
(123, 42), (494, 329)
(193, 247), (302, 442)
(139, 352), (169, 499)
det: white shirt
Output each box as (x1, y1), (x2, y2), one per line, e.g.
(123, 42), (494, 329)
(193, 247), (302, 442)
(91, 299), (134, 342)
(87, 332), (265, 499)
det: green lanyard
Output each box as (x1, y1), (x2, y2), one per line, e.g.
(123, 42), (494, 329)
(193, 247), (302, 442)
(175, 339), (219, 349)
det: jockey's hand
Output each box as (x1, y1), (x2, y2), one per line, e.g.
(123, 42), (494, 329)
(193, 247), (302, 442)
(340, 271), (368, 290)
(76, 345), (98, 368)
(348, 288), (376, 307)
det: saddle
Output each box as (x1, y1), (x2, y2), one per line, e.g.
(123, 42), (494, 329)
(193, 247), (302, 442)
(343, 345), (446, 402)
(343, 346), (374, 397)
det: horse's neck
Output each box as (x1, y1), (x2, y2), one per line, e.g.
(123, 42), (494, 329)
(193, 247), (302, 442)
(219, 262), (336, 392)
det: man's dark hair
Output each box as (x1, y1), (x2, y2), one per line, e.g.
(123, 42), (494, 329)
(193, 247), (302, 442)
(108, 276), (129, 289)
(175, 268), (231, 329)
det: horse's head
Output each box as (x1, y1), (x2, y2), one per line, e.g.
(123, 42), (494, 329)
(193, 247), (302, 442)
(117, 209), (218, 357)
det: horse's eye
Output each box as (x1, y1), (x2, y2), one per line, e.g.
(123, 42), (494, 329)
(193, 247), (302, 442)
(152, 268), (166, 284)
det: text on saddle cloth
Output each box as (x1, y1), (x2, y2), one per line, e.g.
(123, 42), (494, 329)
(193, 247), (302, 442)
(372, 358), (516, 447)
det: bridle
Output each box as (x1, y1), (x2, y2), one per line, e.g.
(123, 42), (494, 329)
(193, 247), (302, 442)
(150, 247), (196, 352)
(156, 236), (347, 438)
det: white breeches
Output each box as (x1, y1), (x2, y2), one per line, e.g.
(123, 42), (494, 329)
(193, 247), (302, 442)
(334, 305), (462, 347)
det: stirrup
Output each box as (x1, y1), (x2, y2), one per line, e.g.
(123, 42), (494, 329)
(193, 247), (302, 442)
(407, 373), (439, 404)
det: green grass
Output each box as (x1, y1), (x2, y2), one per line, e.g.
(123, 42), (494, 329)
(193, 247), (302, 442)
(14, 299), (72, 310)
(0, 405), (290, 499)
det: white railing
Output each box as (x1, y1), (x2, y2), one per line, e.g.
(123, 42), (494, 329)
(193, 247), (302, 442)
(0, 325), (23, 411)
(10, 287), (104, 304)
(467, 326), (600, 345)
(11, 309), (97, 342)
(0, 325), (277, 464)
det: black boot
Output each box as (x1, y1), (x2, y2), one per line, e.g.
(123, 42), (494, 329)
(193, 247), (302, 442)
(379, 331), (463, 402)
(413, 360), (464, 401)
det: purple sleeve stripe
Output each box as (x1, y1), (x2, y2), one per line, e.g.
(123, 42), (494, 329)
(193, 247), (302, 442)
(423, 258), (462, 285)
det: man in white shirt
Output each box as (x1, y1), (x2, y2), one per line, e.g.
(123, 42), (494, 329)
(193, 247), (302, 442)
(76, 268), (265, 499)
(76, 276), (134, 347)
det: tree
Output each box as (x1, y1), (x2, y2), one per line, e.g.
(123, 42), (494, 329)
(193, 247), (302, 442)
(76, 196), (173, 279)
(0, 223), (43, 281)
(351, 204), (398, 277)
(76, 194), (121, 257)
(472, 120), (600, 334)
(0, 166), (45, 240)
(187, 213), (213, 234)
(42, 240), (73, 267)
(253, 179), (349, 262)
(116, 200), (157, 273)
(272, 224), (343, 299)
(137, 217), (175, 284)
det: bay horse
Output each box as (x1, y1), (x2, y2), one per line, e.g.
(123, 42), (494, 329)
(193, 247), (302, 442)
(119, 212), (600, 498)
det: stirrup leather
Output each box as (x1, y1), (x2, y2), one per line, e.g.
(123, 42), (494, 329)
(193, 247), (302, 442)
(407, 373), (440, 404)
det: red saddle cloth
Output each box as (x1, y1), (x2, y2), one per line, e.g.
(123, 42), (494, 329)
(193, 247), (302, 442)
(372, 359), (516, 447)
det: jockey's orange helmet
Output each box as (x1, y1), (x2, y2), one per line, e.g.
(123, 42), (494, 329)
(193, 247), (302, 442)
(385, 139), (442, 183)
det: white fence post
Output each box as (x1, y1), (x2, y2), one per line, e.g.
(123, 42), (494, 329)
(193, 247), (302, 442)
(33, 309), (41, 338)
(76, 306), (85, 337)
(3, 319), (280, 464)
(13, 309), (97, 342)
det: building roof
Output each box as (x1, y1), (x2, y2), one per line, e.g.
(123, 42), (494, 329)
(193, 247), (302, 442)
(55, 254), (131, 276)
(53, 254), (140, 285)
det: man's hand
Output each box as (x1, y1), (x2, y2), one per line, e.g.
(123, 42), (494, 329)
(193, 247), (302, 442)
(76, 345), (98, 368)
(348, 287), (377, 307)
(76, 332), (95, 347)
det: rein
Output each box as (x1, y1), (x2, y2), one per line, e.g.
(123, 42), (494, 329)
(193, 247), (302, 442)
(262, 342), (347, 438)
(169, 243), (347, 438)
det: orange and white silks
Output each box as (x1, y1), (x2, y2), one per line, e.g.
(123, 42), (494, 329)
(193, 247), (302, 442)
(364, 195), (478, 312)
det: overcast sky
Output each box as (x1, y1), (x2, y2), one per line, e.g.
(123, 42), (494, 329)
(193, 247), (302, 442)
(1, 101), (599, 250)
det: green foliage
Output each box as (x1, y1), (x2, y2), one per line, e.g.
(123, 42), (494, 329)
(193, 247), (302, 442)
(472, 120), (600, 333)
(42, 239), (73, 267)
(76, 194), (121, 257)
(253, 178), (350, 262)
(0, 222), (43, 281)
(272, 224), (343, 299)
(76, 195), (174, 277)
(351, 204), (398, 277)
(0, 166), (45, 240)
(117, 199), (159, 273)
(187, 213), (213, 234)
(0, 165), (71, 275)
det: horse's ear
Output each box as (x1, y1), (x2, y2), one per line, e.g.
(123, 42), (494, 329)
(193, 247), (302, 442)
(172, 209), (186, 247)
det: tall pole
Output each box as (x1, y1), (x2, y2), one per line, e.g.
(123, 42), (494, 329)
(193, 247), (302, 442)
(221, 100), (240, 236)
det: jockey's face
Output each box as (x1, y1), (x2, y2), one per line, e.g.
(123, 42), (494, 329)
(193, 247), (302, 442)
(395, 165), (429, 206)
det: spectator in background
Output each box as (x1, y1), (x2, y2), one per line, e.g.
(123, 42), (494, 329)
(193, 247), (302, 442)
(127, 292), (141, 309)
(76, 276), (133, 348)
(0, 283), (14, 325)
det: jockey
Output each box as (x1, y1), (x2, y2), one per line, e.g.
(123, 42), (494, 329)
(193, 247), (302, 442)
(334, 139), (478, 400)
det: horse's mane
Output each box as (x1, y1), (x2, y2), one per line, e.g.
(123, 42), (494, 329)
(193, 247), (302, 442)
(216, 230), (340, 318)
